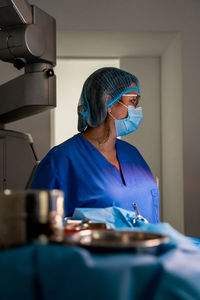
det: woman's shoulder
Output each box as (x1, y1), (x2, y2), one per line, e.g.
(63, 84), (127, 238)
(116, 138), (140, 155)
(52, 134), (80, 152)
(42, 134), (81, 164)
(116, 139), (152, 171)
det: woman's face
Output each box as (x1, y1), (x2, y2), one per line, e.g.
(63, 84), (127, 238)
(108, 88), (140, 120)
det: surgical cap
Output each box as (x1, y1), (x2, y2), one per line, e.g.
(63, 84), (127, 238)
(78, 67), (140, 132)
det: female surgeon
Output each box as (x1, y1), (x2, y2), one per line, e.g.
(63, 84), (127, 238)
(31, 67), (160, 223)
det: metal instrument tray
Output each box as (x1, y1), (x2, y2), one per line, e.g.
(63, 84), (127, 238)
(65, 229), (169, 253)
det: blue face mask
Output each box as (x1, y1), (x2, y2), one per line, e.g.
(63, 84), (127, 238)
(109, 102), (143, 137)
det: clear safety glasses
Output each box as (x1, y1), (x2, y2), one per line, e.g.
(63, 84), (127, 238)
(121, 94), (141, 108)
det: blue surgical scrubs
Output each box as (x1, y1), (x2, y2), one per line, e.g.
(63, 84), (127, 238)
(31, 133), (159, 222)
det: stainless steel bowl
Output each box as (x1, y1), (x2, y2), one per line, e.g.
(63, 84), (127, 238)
(65, 230), (169, 253)
(0, 189), (64, 249)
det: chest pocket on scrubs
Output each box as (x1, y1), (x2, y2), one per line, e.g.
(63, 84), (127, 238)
(151, 188), (160, 223)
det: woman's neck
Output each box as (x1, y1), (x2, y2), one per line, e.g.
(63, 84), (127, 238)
(81, 118), (116, 154)
(81, 118), (121, 170)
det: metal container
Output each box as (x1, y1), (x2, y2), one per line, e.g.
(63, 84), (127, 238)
(65, 230), (169, 254)
(64, 218), (107, 235)
(0, 189), (64, 249)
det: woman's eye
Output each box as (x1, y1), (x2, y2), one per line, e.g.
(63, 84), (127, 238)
(131, 96), (140, 106)
(131, 99), (137, 105)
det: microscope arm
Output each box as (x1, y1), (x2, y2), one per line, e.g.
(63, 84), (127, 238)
(0, 0), (32, 28)
(0, 1), (56, 124)
(0, 63), (56, 123)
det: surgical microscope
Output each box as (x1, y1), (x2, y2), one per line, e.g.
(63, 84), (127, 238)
(0, 0), (56, 190)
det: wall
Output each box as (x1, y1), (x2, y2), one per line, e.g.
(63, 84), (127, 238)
(161, 34), (184, 232)
(182, 28), (200, 237)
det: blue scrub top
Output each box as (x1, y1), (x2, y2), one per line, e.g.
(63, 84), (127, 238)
(31, 133), (159, 222)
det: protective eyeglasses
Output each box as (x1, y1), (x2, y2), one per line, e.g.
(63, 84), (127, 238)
(122, 93), (141, 107)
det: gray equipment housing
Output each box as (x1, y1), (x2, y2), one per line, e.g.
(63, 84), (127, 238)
(0, 1), (56, 123)
(0, 129), (38, 190)
(0, 0), (57, 190)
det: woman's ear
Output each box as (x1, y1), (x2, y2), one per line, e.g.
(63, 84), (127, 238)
(107, 107), (112, 113)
